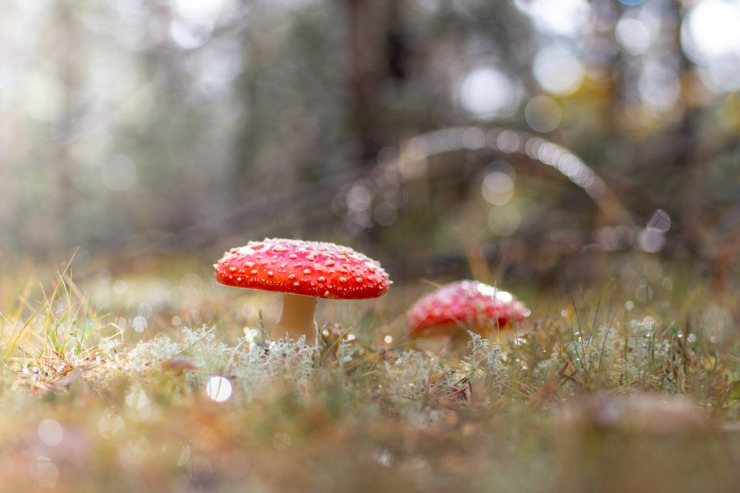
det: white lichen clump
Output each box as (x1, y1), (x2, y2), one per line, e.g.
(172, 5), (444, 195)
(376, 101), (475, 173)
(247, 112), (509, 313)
(82, 316), (693, 409)
(534, 317), (674, 392)
(90, 326), (318, 402)
(464, 331), (510, 391)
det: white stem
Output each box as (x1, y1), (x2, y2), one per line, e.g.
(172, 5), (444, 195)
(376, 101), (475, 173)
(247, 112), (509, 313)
(274, 293), (318, 344)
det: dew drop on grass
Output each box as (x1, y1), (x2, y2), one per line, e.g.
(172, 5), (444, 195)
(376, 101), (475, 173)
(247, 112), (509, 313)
(206, 376), (232, 402)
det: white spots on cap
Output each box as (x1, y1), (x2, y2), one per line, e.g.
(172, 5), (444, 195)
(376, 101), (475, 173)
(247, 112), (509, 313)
(494, 290), (513, 303)
(215, 238), (390, 299)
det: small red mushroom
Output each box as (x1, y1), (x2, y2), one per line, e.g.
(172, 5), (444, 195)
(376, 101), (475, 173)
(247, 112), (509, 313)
(406, 280), (530, 348)
(215, 238), (391, 344)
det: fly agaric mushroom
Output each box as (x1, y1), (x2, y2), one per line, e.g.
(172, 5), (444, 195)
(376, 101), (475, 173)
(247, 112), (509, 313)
(215, 238), (390, 344)
(406, 280), (530, 348)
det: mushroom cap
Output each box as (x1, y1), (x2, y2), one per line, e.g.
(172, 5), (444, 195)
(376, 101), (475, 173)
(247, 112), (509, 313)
(214, 238), (391, 300)
(406, 280), (530, 337)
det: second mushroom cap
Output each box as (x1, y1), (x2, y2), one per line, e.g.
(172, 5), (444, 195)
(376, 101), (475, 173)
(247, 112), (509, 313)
(406, 280), (530, 337)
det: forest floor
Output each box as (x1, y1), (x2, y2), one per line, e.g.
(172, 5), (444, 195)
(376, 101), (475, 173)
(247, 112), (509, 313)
(0, 255), (739, 493)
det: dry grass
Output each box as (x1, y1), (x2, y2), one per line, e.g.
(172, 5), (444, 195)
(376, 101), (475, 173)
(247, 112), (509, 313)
(0, 258), (739, 492)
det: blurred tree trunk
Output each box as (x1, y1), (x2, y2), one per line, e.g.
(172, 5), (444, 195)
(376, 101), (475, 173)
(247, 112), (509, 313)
(342, 0), (399, 161)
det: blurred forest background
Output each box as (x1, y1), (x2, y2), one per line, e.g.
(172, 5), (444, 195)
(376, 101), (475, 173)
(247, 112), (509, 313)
(2, 0), (740, 290)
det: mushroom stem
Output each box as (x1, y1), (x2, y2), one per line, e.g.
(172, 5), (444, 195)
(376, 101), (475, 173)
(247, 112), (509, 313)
(274, 293), (318, 344)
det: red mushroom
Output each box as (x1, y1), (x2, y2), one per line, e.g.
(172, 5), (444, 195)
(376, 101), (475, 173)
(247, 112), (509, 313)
(406, 280), (530, 348)
(215, 238), (391, 344)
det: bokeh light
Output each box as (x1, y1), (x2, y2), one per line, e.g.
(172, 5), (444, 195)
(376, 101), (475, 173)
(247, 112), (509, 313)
(169, 0), (228, 49)
(615, 18), (652, 55)
(460, 67), (522, 119)
(171, 0), (230, 21)
(98, 411), (126, 439)
(637, 228), (665, 253)
(488, 204), (521, 236)
(169, 19), (214, 50)
(482, 172), (514, 205)
(37, 456), (59, 489)
(515, 0), (590, 37)
(681, 0), (740, 92)
(482, 160), (516, 205)
(532, 46), (584, 96)
(682, 0), (740, 61)
(637, 209), (671, 253)
(125, 389), (152, 421)
(646, 209), (671, 233)
(638, 62), (681, 114)
(525, 95), (562, 133)
(37, 419), (64, 447)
